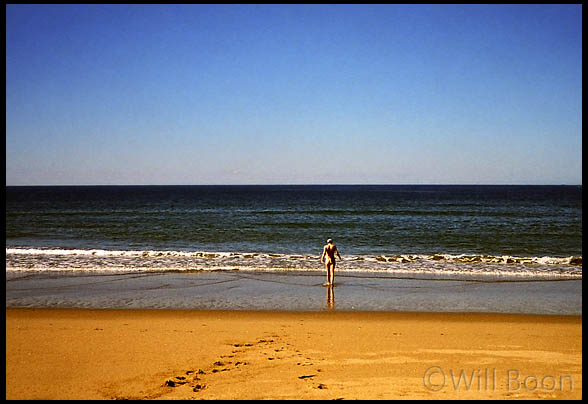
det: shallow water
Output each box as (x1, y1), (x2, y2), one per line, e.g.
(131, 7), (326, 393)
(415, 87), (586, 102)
(5, 270), (581, 315)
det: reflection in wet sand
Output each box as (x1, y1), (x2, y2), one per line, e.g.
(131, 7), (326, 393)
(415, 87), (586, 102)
(326, 285), (335, 310)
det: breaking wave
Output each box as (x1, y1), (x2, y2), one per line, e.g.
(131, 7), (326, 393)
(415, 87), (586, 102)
(5, 247), (582, 280)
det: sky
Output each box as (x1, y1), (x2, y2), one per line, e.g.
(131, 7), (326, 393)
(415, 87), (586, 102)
(6, 4), (582, 185)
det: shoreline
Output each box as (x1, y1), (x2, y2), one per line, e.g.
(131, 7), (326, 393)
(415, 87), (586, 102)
(6, 308), (582, 399)
(4, 306), (584, 317)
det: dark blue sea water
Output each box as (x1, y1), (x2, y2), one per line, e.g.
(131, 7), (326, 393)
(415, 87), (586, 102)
(5, 185), (582, 313)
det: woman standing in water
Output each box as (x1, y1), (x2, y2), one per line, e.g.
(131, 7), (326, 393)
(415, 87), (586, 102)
(321, 238), (342, 286)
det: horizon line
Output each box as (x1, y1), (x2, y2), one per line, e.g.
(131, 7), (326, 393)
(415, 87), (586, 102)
(5, 183), (582, 187)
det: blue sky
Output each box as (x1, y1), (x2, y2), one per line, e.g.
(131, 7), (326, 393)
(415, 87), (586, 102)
(6, 4), (582, 185)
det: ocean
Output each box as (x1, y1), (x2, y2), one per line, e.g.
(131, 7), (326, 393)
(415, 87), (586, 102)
(5, 185), (582, 314)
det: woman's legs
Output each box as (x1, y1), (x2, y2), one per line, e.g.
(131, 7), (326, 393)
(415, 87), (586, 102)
(326, 261), (335, 285)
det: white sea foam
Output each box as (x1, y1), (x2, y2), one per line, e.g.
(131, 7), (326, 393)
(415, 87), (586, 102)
(5, 247), (581, 263)
(5, 247), (582, 280)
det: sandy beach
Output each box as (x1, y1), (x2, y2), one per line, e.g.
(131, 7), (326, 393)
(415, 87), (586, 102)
(6, 308), (581, 400)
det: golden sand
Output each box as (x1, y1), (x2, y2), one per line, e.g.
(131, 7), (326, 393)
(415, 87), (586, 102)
(6, 308), (582, 399)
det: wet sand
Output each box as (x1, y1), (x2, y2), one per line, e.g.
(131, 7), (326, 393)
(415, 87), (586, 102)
(6, 308), (582, 399)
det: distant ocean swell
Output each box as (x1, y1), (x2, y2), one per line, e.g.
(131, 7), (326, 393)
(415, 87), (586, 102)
(6, 247), (582, 280)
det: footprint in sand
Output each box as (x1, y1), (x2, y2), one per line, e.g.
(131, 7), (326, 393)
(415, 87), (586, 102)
(165, 376), (188, 387)
(233, 343), (253, 348)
